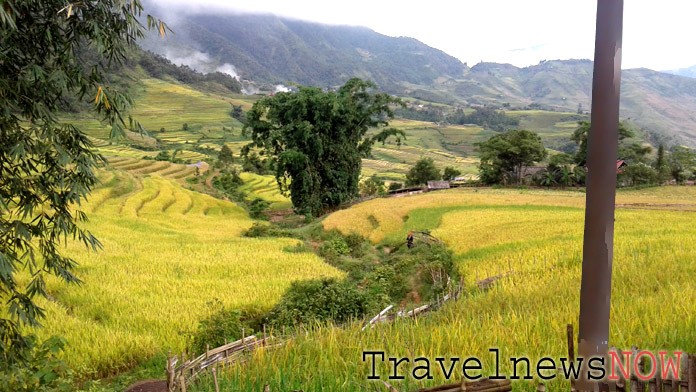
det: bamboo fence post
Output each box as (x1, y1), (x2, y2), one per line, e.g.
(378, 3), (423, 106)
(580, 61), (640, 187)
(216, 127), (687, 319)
(263, 324), (267, 345)
(166, 350), (172, 390)
(206, 344), (209, 360)
(461, 377), (467, 391)
(211, 367), (219, 392)
(688, 354), (695, 392)
(567, 324), (576, 391)
(179, 375), (187, 392)
(630, 346), (640, 392)
(679, 352), (688, 392)
(242, 328), (246, 352)
(264, 385), (270, 392)
(654, 354), (662, 392)
(537, 382), (546, 392)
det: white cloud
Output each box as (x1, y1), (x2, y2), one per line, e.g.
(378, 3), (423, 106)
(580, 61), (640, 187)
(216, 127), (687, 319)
(150, 0), (696, 70)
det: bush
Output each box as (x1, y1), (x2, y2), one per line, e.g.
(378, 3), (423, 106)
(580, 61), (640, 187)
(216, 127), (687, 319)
(211, 169), (244, 200)
(248, 198), (270, 219)
(190, 306), (245, 355)
(388, 182), (403, 191)
(344, 233), (367, 258)
(243, 222), (293, 238)
(0, 335), (72, 392)
(265, 278), (371, 328)
(154, 151), (171, 162)
(319, 238), (350, 260)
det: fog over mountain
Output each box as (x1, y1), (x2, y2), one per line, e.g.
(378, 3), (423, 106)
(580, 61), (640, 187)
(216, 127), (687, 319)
(140, 3), (696, 147)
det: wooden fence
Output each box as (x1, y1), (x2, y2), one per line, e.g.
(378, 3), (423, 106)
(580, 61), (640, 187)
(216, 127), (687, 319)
(565, 324), (696, 392)
(406, 378), (512, 392)
(166, 333), (280, 392)
(167, 279), (466, 391)
(362, 279), (463, 331)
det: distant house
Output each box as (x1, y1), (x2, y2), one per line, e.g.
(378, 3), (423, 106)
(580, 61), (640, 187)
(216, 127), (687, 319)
(427, 181), (450, 190)
(520, 166), (546, 178)
(388, 186), (426, 197)
(583, 160), (627, 173)
(186, 161), (206, 168)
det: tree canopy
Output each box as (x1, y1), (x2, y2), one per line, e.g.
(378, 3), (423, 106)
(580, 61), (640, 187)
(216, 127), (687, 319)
(0, 0), (165, 369)
(406, 157), (442, 186)
(476, 129), (547, 184)
(571, 120), (637, 166)
(243, 78), (404, 215)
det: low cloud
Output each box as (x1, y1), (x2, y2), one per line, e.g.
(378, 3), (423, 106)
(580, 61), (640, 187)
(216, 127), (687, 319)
(163, 48), (239, 79)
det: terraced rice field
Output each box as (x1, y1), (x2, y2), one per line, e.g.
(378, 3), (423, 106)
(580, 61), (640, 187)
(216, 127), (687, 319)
(106, 157), (199, 180)
(195, 186), (696, 392)
(239, 173), (292, 209)
(29, 170), (342, 377)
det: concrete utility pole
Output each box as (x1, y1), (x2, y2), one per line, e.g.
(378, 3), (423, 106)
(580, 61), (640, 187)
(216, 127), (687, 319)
(576, 1), (624, 391)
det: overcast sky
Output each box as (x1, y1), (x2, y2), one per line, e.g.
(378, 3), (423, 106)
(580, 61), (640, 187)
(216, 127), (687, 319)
(152, 0), (695, 71)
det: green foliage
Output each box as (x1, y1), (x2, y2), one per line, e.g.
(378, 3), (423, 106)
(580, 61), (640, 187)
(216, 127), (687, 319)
(654, 144), (669, 182)
(388, 182), (403, 191)
(0, 335), (72, 392)
(138, 50), (241, 93)
(230, 104), (245, 122)
(359, 176), (386, 196)
(248, 198), (270, 219)
(405, 157), (441, 186)
(476, 129), (547, 185)
(668, 146), (696, 183)
(442, 166), (461, 181)
(241, 152), (269, 175)
(243, 222), (294, 238)
(265, 278), (370, 328)
(217, 144), (235, 168)
(618, 163), (658, 187)
(190, 302), (245, 355)
(154, 150), (171, 161)
(319, 238), (351, 260)
(449, 107), (520, 131)
(182, 123), (189, 130)
(211, 169), (244, 200)
(243, 78), (405, 215)
(393, 106), (445, 123)
(571, 120), (634, 166)
(0, 0), (165, 366)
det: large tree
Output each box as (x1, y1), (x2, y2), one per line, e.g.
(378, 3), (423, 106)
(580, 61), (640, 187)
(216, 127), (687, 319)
(0, 0), (165, 370)
(668, 146), (696, 183)
(476, 129), (547, 184)
(406, 157), (442, 186)
(571, 120), (637, 166)
(243, 78), (404, 215)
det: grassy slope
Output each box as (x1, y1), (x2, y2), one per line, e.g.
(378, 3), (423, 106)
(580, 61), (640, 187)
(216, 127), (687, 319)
(67, 71), (603, 192)
(30, 169), (342, 378)
(198, 186), (696, 391)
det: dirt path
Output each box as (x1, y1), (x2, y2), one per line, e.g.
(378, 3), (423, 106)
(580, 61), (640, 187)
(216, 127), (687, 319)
(123, 380), (167, 392)
(617, 203), (696, 212)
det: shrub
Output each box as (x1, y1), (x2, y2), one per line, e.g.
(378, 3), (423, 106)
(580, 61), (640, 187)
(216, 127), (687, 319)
(0, 335), (72, 392)
(319, 238), (350, 260)
(344, 233), (367, 258)
(388, 182), (403, 191)
(249, 198), (270, 219)
(243, 222), (293, 238)
(211, 170), (244, 200)
(190, 307), (245, 355)
(265, 278), (370, 328)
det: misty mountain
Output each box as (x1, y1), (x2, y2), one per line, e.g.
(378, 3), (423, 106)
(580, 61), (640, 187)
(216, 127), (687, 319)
(139, 5), (696, 147)
(141, 9), (465, 91)
(664, 65), (696, 79)
(439, 60), (696, 146)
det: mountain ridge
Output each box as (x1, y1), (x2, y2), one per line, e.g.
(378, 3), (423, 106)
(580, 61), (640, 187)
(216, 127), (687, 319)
(140, 5), (696, 147)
